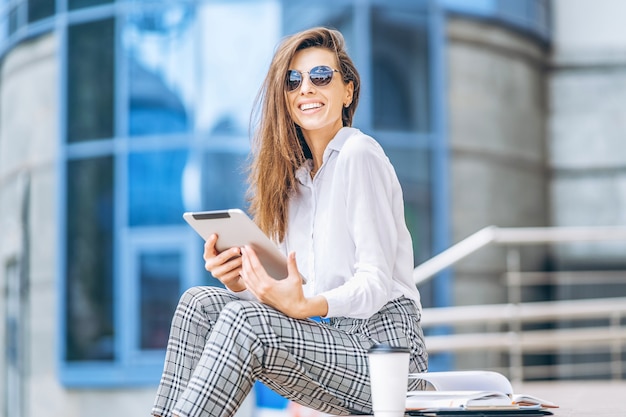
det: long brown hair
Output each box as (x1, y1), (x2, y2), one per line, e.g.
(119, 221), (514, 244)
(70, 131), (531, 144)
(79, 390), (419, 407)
(247, 27), (361, 242)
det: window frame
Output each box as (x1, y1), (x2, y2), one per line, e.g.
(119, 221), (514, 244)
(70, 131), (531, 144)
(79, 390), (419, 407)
(121, 227), (198, 366)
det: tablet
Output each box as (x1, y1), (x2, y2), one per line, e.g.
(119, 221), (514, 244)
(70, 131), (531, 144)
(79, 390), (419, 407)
(183, 209), (289, 280)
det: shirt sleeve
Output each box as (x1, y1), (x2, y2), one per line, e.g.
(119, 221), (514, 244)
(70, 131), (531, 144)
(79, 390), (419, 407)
(320, 137), (402, 318)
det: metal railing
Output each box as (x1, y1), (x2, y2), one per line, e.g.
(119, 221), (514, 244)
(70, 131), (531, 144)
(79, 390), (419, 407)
(414, 225), (626, 285)
(415, 225), (626, 382)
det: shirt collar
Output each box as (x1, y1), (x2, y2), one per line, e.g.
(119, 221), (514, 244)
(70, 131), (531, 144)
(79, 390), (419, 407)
(294, 127), (358, 184)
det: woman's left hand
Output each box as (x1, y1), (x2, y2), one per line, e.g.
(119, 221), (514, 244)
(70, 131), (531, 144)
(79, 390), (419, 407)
(240, 246), (328, 319)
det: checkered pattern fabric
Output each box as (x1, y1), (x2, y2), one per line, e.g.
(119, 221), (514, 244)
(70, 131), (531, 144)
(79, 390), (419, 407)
(152, 286), (428, 417)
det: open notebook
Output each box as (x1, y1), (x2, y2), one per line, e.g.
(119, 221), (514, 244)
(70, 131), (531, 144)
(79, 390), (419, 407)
(405, 371), (558, 415)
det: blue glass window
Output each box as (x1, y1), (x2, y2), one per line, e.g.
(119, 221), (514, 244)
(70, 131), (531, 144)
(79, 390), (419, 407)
(139, 251), (181, 350)
(371, 7), (431, 133)
(67, 18), (115, 142)
(125, 1), (275, 138)
(128, 150), (188, 227)
(125, 3), (194, 137)
(0, 10), (8, 47)
(8, 3), (19, 35)
(68, 0), (112, 11)
(65, 156), (115, 361)
(201, 150), (249, 211)
(28, 0), (54, 23)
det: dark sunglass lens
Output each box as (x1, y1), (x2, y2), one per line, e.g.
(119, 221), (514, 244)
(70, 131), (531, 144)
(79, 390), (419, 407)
(309, 66), (334, 86)
(287, 70), (302, 91)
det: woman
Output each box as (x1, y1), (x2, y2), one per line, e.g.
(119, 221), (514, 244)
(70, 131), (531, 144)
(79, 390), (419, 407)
(152, 27), (428, 417)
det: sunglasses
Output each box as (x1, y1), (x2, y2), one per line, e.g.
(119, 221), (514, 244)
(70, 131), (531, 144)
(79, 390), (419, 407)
(286, 65), (340, 92)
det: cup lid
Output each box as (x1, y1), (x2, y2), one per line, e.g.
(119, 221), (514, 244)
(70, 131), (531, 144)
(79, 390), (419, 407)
(367, 343), (410, 354)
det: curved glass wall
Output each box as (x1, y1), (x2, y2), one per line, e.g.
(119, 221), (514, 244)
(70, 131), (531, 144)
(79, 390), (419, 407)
(3, 0), (436, 386)
(0, 0), (549, 386)
(55, 0), (437, 385)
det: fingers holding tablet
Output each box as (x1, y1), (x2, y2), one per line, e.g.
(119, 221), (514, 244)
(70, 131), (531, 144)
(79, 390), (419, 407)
(203, 233), (245, 290)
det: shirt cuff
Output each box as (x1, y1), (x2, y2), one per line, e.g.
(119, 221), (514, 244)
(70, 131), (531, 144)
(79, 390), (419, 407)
(322, 290), (364, 318)
(227, 287), (257, 301)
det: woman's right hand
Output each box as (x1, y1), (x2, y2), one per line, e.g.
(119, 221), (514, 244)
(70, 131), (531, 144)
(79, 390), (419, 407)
(203, 234), (246, 292)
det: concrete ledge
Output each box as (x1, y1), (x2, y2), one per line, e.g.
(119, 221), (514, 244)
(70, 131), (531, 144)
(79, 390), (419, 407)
(514, 381), (626, 417)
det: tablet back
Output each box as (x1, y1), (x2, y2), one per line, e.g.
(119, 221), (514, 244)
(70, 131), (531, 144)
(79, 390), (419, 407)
(183, 209), (288, 280)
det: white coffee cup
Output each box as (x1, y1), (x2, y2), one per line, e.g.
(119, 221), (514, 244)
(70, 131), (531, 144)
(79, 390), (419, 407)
(367, 344), (410, 417)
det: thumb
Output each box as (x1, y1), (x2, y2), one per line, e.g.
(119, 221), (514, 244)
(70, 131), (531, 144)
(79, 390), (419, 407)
(287, 252), (303, 282)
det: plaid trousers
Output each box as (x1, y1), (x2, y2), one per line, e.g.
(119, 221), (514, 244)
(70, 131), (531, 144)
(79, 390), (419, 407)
(152, 286), (428, 417)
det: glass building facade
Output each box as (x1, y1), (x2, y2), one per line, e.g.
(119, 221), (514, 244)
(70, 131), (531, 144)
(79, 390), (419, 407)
(58, 0), (445, 387)
(0, 0), (550, 390)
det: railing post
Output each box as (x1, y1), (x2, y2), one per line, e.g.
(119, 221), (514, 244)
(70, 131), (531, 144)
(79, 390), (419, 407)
(506, 247), (523, 383)
(506, 248), (521, 305)
(610, 311), (622, 380)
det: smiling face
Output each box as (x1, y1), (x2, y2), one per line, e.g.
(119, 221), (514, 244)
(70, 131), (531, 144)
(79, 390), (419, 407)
(286, 47), (354, 143)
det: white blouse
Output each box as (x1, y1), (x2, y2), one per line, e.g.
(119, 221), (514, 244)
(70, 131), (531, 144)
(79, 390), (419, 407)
(280, 127), (422, 319)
